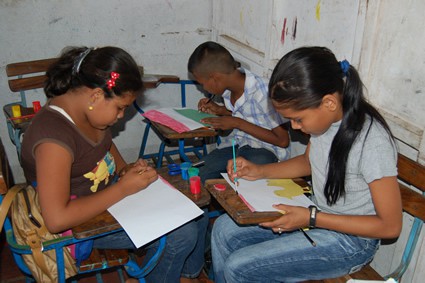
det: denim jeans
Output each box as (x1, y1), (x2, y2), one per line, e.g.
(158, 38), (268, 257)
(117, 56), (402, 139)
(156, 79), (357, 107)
(93, 209), (209, 283)
(199, 145), (279, 183)
(211, 214), (379, 283)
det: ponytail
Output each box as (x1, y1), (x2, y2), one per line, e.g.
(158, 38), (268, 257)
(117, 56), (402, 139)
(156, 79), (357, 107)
(269, 46), (394, 205)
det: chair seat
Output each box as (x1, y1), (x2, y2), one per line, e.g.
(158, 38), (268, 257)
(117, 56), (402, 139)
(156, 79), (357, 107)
(79, 249), (130, 272)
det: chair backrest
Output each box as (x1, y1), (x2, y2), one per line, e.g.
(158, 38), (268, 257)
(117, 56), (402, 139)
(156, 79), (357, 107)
(4, 58), (58, 161)
(6, 58), (57, 106)
(398, 153), (425, 220)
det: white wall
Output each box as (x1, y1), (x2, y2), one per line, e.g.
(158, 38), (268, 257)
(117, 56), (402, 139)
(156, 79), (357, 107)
(0, 0), (212, 182)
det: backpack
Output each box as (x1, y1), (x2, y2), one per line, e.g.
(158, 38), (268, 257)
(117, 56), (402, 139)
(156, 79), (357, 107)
(0, 185), (78, 282)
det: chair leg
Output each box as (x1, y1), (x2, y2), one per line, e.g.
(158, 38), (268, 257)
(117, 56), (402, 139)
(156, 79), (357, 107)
(117, 268), (126, 283)
(157, 142), (167, 168)
(385, 217), (423, 281)
(139, 123), (152, 159)
(95, 272), (104, 283)
(125, 236), (166, 280)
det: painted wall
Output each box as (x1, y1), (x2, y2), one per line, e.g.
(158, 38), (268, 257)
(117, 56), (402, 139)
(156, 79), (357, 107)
(0, 0), (212, 181)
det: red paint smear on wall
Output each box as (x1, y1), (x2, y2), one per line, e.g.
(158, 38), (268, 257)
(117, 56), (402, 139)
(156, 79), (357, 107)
(280, 18), (287, 44)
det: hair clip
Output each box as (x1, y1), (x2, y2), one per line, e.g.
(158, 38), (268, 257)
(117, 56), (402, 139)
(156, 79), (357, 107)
(339, 60), (350, 77)
(107, 72), (120, 89)
(72, 48), (92, 75)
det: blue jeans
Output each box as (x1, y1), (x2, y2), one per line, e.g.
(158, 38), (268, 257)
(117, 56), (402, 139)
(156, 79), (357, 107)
(199, 145), (278, 183)
(211, 214), (379, 283)
(93, 209), (209, 282)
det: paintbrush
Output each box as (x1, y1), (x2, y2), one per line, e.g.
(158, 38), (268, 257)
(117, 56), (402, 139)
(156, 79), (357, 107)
(206, 94), (215, 104)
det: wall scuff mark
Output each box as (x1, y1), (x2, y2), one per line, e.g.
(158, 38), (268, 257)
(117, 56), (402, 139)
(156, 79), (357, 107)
(49, 17), (63, 25)
(292, 17), (297, 40)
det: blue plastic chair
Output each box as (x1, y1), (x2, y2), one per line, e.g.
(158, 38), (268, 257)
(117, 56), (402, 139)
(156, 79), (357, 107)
(0, 208), (166, 283)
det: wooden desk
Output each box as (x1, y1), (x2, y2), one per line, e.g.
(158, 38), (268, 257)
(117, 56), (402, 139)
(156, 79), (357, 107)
(72, 168), (210, 239)
(205, 178), (310, 225)
(151, 121), (217, 140)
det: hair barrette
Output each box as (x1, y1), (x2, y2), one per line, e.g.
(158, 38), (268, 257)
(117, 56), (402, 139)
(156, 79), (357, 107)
(107, 72), (120, 89)
(72, 48), (92, 75)
(339, 60), (350, 77)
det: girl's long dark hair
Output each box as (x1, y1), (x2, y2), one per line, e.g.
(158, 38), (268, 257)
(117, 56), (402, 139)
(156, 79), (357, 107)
(269, 46), (393, 205)
(44, 46), (143, 99)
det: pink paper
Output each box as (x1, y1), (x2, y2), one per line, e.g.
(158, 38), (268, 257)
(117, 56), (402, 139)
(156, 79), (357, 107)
(143, 110), (190, 133)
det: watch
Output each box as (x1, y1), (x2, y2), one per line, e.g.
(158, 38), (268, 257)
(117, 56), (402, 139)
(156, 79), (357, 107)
(308, 205), (318, 228)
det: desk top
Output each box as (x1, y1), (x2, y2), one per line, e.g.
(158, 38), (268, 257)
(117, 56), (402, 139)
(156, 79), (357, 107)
(151, 121), (217, 139)
(205, 178), (309, 225)
(72, 167), (210, 239)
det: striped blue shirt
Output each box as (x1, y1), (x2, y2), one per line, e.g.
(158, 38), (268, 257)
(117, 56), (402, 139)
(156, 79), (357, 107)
(218, 68), (290, 161)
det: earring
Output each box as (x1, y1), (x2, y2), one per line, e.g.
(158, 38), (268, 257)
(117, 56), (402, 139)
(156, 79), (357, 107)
(89, 106), (94, 111)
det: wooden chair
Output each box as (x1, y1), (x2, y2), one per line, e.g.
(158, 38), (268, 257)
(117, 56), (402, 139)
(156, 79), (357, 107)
(134, 79), (218, 168)
(0, 136), (166, 282)
(4, 58), (57, 160)
(305, 153), (425, 282)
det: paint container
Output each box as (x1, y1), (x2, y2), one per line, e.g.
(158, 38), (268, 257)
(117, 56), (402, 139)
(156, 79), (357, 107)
(11, 105), (21, 117)
(180, 162), (192, 180)
(190, 176), (201, 194)
(214, 184), (226, 191)
(32, 101), (41, 113)
(188, 167), (199, 178)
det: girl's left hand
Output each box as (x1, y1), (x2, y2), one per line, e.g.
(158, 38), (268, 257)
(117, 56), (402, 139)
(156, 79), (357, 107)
(260, 204), (310, 233)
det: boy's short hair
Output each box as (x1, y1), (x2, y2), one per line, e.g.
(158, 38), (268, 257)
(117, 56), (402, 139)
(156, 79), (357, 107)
(188, 41), (238, 77)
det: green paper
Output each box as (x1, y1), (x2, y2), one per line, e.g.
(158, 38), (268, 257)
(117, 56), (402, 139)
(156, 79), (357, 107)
(174, 108), (217, 127)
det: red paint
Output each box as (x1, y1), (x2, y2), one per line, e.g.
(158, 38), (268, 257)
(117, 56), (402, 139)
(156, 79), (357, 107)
(280, 18), (287, 44)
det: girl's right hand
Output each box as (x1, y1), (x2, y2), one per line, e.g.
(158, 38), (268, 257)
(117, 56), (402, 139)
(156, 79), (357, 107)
(118, 165), (158, 196)
(226, 157), (263, 181)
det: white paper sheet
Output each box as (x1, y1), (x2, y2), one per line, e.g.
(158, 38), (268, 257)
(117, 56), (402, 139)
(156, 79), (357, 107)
(107, 177), (203, 248)
(221, 174), (315, 212)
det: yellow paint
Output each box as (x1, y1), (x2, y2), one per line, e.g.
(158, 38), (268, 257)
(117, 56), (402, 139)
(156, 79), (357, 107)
(11, 105), (21, 117)
(316, 0), (321, 21)
(267, 179), (310, 199)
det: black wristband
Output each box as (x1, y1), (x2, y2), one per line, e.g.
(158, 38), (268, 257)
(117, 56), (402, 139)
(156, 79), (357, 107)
(309, 205), (318, 228)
